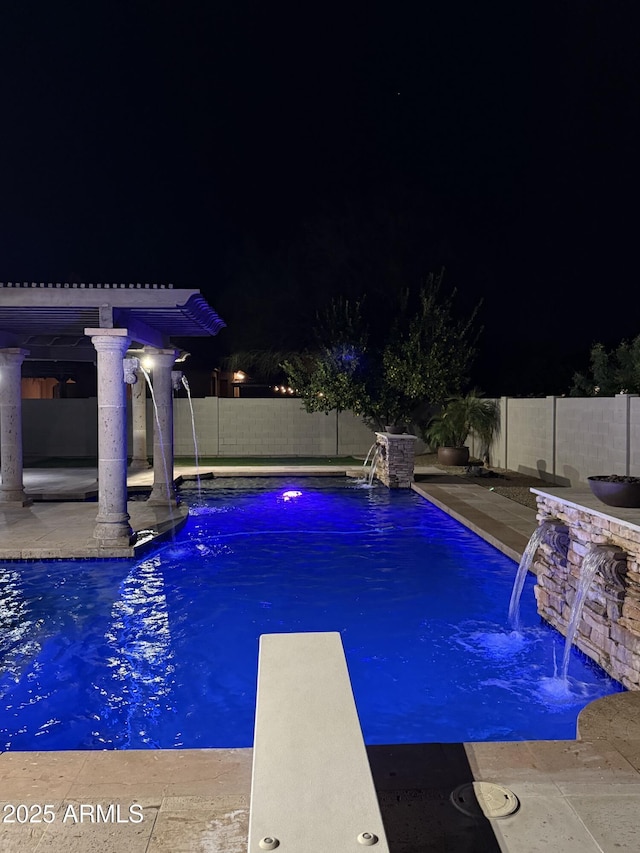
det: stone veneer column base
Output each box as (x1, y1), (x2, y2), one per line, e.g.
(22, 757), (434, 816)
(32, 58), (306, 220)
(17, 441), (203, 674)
(147, 488), (179, 507)
(128, 458), (152, 471)
(0, 492), (33, 507)
(374, 432), (418, 488)
(93, 518), (137, 545)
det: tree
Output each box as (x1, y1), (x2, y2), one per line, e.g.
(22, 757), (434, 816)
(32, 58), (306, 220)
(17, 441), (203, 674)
(283, 297), (370, 415)
(570, 336), (640, 396)
(283, 270), (482, 429)
(382, 274), (481, 406)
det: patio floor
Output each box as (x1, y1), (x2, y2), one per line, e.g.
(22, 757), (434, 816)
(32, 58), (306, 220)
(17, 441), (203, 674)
(0, 464), (639, 852)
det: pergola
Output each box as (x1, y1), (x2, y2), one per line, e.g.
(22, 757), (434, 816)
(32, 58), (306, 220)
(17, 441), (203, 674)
(0, 282), (225, 548)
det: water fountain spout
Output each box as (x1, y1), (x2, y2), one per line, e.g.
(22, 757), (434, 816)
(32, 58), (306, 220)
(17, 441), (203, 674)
(181, 375), (201, 495)
(363, 442), (377, 470)
(171, 370), (183, 392)
(368, 445), (382, 486)
(508, 518), (568, 630)
(561, 544), (627, 680)
(123, 357), (140, 385)
(356, 442), (379, 486)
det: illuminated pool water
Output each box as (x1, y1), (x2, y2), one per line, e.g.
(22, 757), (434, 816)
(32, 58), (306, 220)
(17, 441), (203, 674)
(0, 477), (623, 750)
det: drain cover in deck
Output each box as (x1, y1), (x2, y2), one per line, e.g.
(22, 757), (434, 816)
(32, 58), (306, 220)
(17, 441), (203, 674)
(450, 782), (519, 819)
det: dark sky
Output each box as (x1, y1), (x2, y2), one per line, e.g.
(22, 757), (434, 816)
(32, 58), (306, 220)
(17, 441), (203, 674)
(1, 1), (638, 395)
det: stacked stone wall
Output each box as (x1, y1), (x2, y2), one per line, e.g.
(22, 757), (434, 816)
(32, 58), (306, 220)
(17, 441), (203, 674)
(374, 433), (417, 489)
(534, 494), (640, 689)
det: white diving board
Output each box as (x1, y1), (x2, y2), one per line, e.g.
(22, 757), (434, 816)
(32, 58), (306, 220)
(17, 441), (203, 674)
(247, 631), (389, 852)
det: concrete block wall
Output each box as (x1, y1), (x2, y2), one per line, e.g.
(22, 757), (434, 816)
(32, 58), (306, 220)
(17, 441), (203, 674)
(23, 399), (98, 459)
(20, 398), (378, 460)
(173, 399), (379, 457)
(217, 398), (338, 456)
(173, 397), (219, 457)
(629, 397), (640, 477)
(337, 411), (380, 456)
(555, 396), (629, 485)
(476, 394), (638, 486)
(482, 397), (507, 469)
(506, 397), (556, 481)
(17, 394), (640, 482)
(174, 403), (411, 458)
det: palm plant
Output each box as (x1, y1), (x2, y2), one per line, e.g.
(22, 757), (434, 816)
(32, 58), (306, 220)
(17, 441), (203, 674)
(425, 393), (500, 462)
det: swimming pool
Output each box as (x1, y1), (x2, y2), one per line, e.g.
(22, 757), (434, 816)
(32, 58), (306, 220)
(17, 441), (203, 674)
(0, 477), (623, 750)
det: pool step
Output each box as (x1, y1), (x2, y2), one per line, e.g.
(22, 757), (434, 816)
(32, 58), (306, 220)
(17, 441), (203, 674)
(247, 631), (389, 852)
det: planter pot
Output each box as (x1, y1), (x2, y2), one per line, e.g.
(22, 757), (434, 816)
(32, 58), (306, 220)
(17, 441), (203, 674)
(384, 424), (407, 434)
(437, 446), (470, 466)
(588, 476), (640, 508)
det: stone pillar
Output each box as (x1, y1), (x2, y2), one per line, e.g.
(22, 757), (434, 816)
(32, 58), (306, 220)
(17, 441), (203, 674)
(129, 361), (151, 470)
(147, 349), (179, 506)
(374, 432), (418, 488)
(85, 329), (134, 545)
(0, 348), (31, 506)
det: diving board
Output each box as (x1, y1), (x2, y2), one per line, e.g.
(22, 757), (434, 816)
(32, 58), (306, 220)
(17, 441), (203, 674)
(247, 631), (389, 851)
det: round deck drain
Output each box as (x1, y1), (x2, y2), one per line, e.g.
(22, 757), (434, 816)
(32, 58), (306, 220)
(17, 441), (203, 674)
(450, 782), (519, 819)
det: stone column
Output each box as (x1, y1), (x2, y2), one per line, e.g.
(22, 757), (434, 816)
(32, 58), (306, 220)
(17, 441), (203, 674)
(85, 329), (134, 545)
(0, 348), (31, 506)
(374, 432), (418, 488)
(129, 360), (151, 470)
(147, 349), (179, 506)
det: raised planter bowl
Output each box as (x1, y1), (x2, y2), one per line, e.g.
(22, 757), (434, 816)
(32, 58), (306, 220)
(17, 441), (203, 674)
(437, 446), (470, 467)
(588, 475), (640, 508)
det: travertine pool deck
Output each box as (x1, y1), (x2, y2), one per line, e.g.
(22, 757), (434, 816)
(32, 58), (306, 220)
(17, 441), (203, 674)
(1, 466), (639, 851)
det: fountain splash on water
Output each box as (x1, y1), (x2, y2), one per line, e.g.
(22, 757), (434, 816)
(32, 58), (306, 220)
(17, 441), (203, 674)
(181, 375), (201, 496)
(560, 545), (609, 680)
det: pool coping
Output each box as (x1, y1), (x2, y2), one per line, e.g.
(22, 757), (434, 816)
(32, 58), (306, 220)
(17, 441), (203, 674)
(1, 466), (639, 852)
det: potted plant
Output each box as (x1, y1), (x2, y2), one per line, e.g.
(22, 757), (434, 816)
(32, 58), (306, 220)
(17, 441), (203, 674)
(424, 393), (500, 466)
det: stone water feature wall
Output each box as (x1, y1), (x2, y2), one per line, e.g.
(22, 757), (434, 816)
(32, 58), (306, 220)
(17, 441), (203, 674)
(374, 432), (417, 488)
(532, 489), (639, 689)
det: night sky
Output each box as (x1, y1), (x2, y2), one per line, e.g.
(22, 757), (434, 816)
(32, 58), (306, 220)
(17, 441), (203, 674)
(1, 1), (638, 395)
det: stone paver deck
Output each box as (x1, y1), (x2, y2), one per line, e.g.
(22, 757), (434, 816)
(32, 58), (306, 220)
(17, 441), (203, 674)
(0, 465), (638, 851)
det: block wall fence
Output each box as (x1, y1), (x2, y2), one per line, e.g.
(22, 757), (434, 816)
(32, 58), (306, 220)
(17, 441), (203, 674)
(470, 394), (640, 486)
(19, 394), (640, 484)
(21, 398), (383, 460)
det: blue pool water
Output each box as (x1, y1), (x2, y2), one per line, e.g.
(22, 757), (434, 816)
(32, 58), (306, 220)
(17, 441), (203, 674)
(0, 477), (623, 750)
